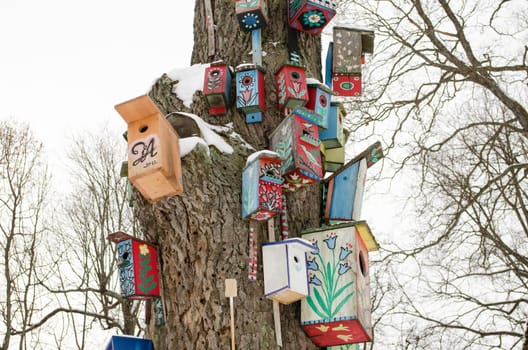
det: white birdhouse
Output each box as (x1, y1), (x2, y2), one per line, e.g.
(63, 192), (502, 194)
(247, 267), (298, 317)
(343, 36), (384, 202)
(262, 238), (314, 304)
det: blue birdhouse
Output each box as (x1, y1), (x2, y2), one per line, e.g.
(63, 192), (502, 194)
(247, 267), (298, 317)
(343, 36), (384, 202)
(242, 151), (284, 222)
(235, 64), (266, 123)
(305, 79), (333, 129)
(105, 335), (154, 350)
(319, 101), (345, 149)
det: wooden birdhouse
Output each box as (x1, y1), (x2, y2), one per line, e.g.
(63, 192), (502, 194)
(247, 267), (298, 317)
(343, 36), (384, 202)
(242, 151), (284, 222)
(324, 142), (383, 223)
(262, 238), (314, 304)
(275, 63), (308, 115)
(203, 62), (232, 115)
(115, 95), (183, 202)
(305, 79), (333, 129)
(319, 101), (345, 149)
(332, 74), (362, 97)
(321, 144), (345, 173)
(301, 221), (379, 347)
(270, 112), (323, 192)
(105, 335), (154, 350)
(288, 0), (337, 35)
(107, 232), (160, 299)
(235, 64), (266, 123)
(235, 0), (269, 31)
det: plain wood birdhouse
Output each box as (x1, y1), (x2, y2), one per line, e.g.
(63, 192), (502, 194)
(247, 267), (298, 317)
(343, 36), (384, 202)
(300, 221), (379, 347)
(288, 0), (337, 35)
(115, 95), (183, 202)
(242, 151), (284, 221)
(262, 238), (314, 304)
(203, 62), (232, 115)
(107, 231), (161, 300)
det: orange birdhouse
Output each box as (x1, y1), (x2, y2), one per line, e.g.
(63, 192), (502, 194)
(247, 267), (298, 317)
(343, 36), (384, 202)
(115, 95), (183, 202)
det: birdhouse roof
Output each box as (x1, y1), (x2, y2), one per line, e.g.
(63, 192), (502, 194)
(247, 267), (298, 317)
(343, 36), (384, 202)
(235, 63), (266, 73)
(324, 141), (383, 182)
(262, 237), (315, 252)
(107, 231), (153, 246)
(115, 95), (161, 124)
(301, 221), (379, 252)
(245, 150), (283, 166)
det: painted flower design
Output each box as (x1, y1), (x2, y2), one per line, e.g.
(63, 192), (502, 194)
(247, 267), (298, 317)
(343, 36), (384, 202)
(240, 74), (254, 87)
(139, 243), (150, 256)
(309, 274), (322, 286)
(338, 262), (351, 275)
(339, 243), (353, 260)
(307, 257), (319, 271)
(310, 240), (319, 255)
(301, 10), (326, 29)
(323, 233), (337, 249)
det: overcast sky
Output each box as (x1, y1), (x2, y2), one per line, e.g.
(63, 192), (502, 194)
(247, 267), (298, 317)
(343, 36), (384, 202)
(0, 1), (194, 178)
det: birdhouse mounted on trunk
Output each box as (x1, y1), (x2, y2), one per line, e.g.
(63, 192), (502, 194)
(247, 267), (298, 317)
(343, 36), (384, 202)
(203, 62), (232, 115)
(107, 232), (161, 299)
(262, 238), (314, 304)
(288, 0), (337, 35)
(115, 95), (183, 202)
(242, 151), (284, 222)
(275, 63), (308, 116)
(270, 112), (323, 192)
(301, 222), (379, 347)
(235, 0), (269, 31)
(305, 79), (333, 129)
(235, 64), (266, 123)
(321, 144), (345, 173)
(324, 142), (383, 223)
(105, 335), (154, 350)
(319, 101), (345, 149)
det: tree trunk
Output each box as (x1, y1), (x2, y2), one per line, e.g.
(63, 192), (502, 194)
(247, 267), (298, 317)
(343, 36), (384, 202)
(138, 1), (323, 348)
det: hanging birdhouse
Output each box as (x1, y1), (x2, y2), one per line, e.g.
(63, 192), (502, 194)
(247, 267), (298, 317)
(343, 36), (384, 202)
(288, 0), (337, 35)
(203, 62), (232, 115)
(242, 151), (284, 222)
(275, 63), (308, 115)
(235, 0), (269, 31)
(105, 335), (154, 350)
(324, 142), (383, 223)
(321, 145), (345, 173)
(270, 113), (323, 192)
(262, 238), (314, 304)
(235, 64), (266, 123)
(107, 232), (161, 299)
(332, 74), (362, 97)
(300, 221), (379, 347)
(305, 79), (333, 129)
(115, 95), (183, 202)
(319, 101), (345, 149)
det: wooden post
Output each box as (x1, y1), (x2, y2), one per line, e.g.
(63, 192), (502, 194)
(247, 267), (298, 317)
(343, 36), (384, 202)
(267, 219), (283, 347)
(204, 0), (215, 57)
(225, 279), (237, 350)
(252, 29), (262, 66)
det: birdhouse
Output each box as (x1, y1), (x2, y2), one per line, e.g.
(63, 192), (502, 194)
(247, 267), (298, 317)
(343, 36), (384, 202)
(235, 0), (269, 31)
(105, 335), (154, 350)
(262, 238), (314, 304)
(107, 232), (160, 299)
(275, 63), (308, 115)
(322, 145), (345, 173)
(305, 79), (333, 129)
(242, 151), (284, 222)
(301, 221), (379, 347)
(324, 142), (383, 223)
(235, 64), (266, 123)
(115, 95), (183, 202)
(270, 113), (323, 192)
(203, 62), (232, 115)
(288, 0), (337, 35)
(332, 74), (362, 97)
(319, 101), (345, 149)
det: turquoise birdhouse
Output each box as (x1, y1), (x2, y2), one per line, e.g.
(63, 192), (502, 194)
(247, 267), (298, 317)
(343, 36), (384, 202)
(236, 64), (266, 123)
(319, 101), (345, 149)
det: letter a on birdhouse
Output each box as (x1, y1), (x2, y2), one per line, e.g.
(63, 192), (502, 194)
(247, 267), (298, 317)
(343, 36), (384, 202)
(107, 232), (161, 299)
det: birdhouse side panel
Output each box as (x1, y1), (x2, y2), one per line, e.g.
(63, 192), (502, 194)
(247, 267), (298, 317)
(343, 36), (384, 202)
(306, 86), (331, 128)
(332, 74), (362, 97)
(242, 161), (259, 219)
(333, 29), (362, 74)
(351, 158), (367, 221)
(323, 147), (345, 173)
(131, 241), (160, 298)
(320, 102), (344, 149)
(326, 161), (360, 221)
(235, 0), (269, 31)
(270, 117), (296, 175)
(293, 116), (322, 179)
(287, 244), (310, 297)
(116, 239), (136, 298)
(263, 244), (289, 296)
(236, 68), (265, 114)
(288, 0), (337, 35)
(355, 230), (373, 339)
(258, 180), (282, 214)
(276, 65), (308, 113)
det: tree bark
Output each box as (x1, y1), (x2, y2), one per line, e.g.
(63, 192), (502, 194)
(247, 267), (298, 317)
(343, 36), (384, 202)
(137, 0), (323, 349)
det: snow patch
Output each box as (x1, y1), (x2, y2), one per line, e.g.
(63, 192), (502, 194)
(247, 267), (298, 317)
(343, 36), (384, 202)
(174, 112), (234, 154)
(166, 64), (209, 108)
(246, 150), (281, 165)
(180, 136), (209, 157)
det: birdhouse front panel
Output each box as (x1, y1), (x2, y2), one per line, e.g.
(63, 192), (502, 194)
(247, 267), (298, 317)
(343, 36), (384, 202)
(332, 74), (362, 97)
(203, 63), (232, 115)
(305, 82), (332, 129)
(235, 0), (269, 31)
(105, 335), (154, 350)
(242, 153), (284, 221)
(319, 102), (345, 149)
(301, 223), (373, 346)
(288, 0), (337, 35)
(107, 232), (161, 299)
(333, 28), (362, 75)
(275, 64), (308, 115)
(262, 238), (314, 304)
(236, 65), (266, 123)
(270, 114), (323, 192)
(322, 146), (345, 173)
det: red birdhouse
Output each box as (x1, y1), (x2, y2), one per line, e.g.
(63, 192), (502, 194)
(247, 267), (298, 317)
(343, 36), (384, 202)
(288, 0), (337, 35)
(107, 232), (161, 299)
(305, 78), (333, 128)
(275, 63), (308, 116)
(203, 62), (232, 115)
(235, 0), (269, 31)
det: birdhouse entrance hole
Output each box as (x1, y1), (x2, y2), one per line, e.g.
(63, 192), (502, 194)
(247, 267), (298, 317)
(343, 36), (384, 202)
(139, 125), (149, 133)
(359, 251), (367, 277)
(290, 71), (301, 80)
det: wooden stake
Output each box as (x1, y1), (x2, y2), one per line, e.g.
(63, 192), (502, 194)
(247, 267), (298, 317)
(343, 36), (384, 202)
(225, 279), (237, 350)
(204, 0), (215, 57)
(251, 29), (262, 66)
(267, 219), (283, 347)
